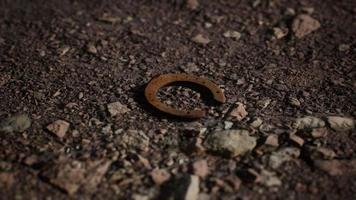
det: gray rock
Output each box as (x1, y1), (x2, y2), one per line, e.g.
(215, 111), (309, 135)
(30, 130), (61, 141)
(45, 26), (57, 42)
(191, 34), (210, 44)
(260, 170), (282, 187)
(250, 117), (263, 128)
(204, 129), (257, 157)
(223, 30), (241, 40)
(327, 116), (355, 131)
(107, 102), (130, 117)
(114, 129), (149, 151)
(268, 147), (300, 169)
(0, 114), (31, 133)
(293, 116), (325, 130)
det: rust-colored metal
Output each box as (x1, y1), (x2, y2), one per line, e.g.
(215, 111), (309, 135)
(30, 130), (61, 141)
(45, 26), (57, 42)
(145, 73), (226, 118)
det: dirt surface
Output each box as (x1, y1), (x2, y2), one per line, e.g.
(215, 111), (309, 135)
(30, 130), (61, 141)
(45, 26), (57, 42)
(0, 0), (356, 199)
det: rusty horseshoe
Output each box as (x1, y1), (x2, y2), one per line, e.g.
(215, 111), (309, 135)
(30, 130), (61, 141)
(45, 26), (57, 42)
(144, 73), (226, 118)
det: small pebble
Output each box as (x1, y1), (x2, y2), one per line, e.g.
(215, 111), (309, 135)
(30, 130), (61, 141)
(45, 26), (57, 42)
(0, 114), (31, 133)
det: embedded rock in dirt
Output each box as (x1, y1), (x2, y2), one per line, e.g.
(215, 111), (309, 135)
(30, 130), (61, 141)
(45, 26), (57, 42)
(204, 129), (257, 157)
(314, 159), (356, 176)
(310, 127), (328, 138)
(293, 116), (325, 130)
(264, 134), (279, 147)
(327, 116), (355, 131)
(268, 147), (300, 169)
(41, 158), (111, 195)
(259, 170), (282, 187)
(289, 97), (301, 107)
(223, 30), (241, 40)
(114, 129), (150, 151)
(46, 120), (70, 138)
(107, 102), (130, 117)
(191, 34), (210, 44)
(86, 43), (98, 54)
(292, 14), (320, 38)
(0, 114), (31, 133)
(250, 117), (263, 128)
(272, 27), (287, 39)
(228, 103), (248, 121)
(289, 133), (304, 146)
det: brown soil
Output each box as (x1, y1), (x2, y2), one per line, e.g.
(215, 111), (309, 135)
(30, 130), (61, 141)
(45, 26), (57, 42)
(0, 0), (355, 199)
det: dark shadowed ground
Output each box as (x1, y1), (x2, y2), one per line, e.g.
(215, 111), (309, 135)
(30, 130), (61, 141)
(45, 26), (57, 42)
(0, 0), (355, 199)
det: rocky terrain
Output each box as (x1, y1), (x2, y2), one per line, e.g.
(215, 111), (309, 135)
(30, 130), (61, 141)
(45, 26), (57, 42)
(0, 0), (355, 199)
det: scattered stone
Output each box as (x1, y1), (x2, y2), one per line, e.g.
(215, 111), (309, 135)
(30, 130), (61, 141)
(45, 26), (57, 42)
(83, 160), (112, 192)
(187, 0), (199, 10)
(289, 97), (301, 107)
(327, 116), (355, 131)
(0, 73), (11, 87)
(293, 116), (325, 130)
(133, 194), (150, 200)
(204, 129), (257, 157)
(58, 46), (70, 56)
(292, 14), (320, 38)
(265, 134), (279, 147)
(289, 133), (304, 146)
(228, 103), (248, 121)
(114, 129), (150, 151)
(310, 127), (328, 138)
(101, 124), (113, 135)
(107, 102), (130, 117)
(150, 169), (171, 185)
(0, 114), (31, 133)
(223, 30), (241, 40)
(272, 27), (287, 39)
(250, 117), (263, 128)
(224, 121), (233, 130)
(338, 44), (350, 52)
(160, 175), (199, 200)
(301, 7), (315, 14)
(259, 170), (282, 187)
(86, 43), (98, 54)
(98, 13), (121, 24)
(191, 34), (211, 44)
(192, 160), (209, 178)
(46, 120), (70, 138)
(285, 8), (296, 16)
(41, 158), (111, 195)
(257, 98), (271, 109)
(314, 159), (356, 176)
(268, 147), (300, 169)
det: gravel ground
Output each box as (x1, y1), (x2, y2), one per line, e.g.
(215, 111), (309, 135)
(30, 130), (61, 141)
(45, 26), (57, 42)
(0, 0), (356, 199)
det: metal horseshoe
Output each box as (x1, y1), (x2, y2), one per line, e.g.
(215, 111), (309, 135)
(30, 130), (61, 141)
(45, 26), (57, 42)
(144, 73), (226, 118)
